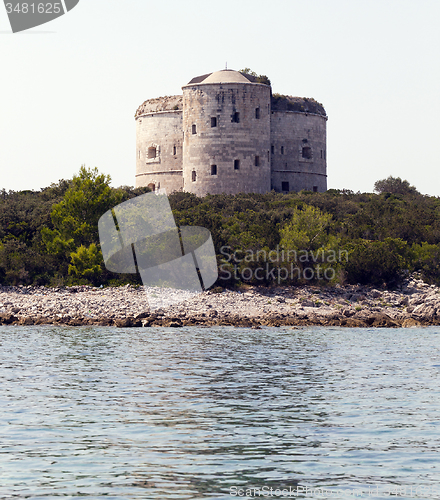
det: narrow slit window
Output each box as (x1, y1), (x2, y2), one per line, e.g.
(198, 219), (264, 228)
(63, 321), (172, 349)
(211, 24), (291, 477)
(173, 145), (177, 155)
(281, 146), (284, 155)
(234, 159), (240, 170)
(282, 181), (289, 192)
(255, 155), (260, 167)
(211, 117), (217, 127)
(192, 124), (197, 135)
(192, 170), (196, 182)
(255, 107), (260, 119)
(211, 164), (217, 176)
(267, 150), (270, 162)
(271, 145), (274, 154)
(138, 150), (141, 159)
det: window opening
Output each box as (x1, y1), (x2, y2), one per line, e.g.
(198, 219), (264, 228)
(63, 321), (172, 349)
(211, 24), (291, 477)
(281, 146), (284, 155)
(192, 170), (196, 182)
(282, 182), (289, 192)
(255, 155), (260, 167)
(232, 111), (240, 123)
(211, 165), (217, 176)
(173, 145), (177, 155)
(192, 124), (197, 134)
(313, 186), (318, 193)
(234, 159), (240, 170)
(147, 147), (157, 159)
(302, 146), (312, 159)
(211, 117), (217, 127)
(255, 107), (260, 119)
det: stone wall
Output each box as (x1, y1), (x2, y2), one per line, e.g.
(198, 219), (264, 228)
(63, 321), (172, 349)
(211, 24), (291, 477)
(270, 111), (327, 192)
(135, 95), (183, 117)
(135, 78), (328, 195)
(182, 83), (271, 196)
(135, 106), (183, 193)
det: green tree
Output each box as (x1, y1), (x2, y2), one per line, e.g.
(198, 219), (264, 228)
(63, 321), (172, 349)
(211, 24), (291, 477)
(279, 204), (341, 282)
(41, 166), (123, 283)
(68, 243), (103, 284)
(344, 238), (410, 287)
(411, 242), (440, 285)
(280, 204), (335, 253)
(239, 68), (271, 86)
(42, 166), (123, 255)
(374, 176), (418, 195)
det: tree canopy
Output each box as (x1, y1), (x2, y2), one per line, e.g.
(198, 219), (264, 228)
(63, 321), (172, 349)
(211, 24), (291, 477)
(1, 170), (439, 288)
(239, 68), (271, 86)
(374, 176), (419, 195)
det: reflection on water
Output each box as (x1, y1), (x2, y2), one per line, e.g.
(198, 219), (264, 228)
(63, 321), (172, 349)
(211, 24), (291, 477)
(1, 325), (440, 499)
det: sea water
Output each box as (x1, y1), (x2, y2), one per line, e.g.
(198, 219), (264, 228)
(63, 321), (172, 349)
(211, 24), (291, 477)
(1, 325), (440, 499)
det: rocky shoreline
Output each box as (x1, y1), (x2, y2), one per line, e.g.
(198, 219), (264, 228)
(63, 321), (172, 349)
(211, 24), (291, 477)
(1, 276), (439, 328)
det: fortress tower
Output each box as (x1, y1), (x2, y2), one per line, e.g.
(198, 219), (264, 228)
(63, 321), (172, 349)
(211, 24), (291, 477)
(135, 69), (327, 195)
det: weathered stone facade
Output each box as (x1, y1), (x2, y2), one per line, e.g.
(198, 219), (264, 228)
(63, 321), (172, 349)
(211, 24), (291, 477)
(135, 70), (327, 195)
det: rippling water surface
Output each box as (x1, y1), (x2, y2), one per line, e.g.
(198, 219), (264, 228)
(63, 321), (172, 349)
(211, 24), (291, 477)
(1, 325), (440, 499)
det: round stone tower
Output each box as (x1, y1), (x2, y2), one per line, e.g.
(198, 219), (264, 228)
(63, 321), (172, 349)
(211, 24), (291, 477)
(270, 95), (327, 193)
(135, 95), (184, 193)
(181, 70), (271, 196)
(135, 69), (327, 195)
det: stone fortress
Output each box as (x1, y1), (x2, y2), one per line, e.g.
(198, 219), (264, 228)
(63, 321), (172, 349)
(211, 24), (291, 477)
(135, 69), (327, 196)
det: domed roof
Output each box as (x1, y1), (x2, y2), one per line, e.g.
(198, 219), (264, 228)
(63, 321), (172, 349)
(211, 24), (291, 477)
(185, 69), (262, 86)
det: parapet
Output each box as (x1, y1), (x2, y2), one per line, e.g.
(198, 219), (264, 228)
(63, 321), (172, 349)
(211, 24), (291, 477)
(271, 94), (327, 117)
(135, 95), (183, 118)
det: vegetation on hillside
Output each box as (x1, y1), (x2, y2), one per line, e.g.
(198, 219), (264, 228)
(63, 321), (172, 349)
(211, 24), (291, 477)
(1, 168), (439, 288)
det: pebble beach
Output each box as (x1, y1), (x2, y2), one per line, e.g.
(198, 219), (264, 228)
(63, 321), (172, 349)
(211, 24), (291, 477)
(1, 275), (439, 328)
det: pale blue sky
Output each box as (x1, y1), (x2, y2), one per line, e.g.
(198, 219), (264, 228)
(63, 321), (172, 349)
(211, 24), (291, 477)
(1, 0), (439, 195)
